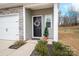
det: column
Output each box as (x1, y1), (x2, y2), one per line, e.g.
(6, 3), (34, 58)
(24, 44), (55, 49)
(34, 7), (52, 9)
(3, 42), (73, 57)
(53, 3), (58, 42)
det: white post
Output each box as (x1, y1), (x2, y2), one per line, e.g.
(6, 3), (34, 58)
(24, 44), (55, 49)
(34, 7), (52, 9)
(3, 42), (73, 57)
(23, 7), (26, 40)
(53, 3), (58, 42)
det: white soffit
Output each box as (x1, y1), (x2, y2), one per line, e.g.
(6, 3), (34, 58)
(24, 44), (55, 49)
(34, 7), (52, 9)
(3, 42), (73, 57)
(24, 3), (53, 10)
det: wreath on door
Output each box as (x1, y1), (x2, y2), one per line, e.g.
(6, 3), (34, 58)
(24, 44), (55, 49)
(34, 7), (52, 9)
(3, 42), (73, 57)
(34, 20), (41, 27)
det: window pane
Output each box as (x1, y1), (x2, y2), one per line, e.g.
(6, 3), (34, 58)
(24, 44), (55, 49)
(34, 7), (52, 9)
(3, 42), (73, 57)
(46, 22), (51, 27)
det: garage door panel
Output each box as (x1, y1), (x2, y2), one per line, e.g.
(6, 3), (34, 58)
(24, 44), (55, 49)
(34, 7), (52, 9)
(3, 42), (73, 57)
(0, 14), (19, 40)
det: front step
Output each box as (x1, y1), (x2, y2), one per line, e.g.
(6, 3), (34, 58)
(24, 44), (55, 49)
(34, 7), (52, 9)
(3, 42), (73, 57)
(48, 39), (53, 44)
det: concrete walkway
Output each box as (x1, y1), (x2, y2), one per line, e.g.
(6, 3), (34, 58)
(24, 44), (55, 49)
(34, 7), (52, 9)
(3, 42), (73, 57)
(10, 40), (37, 56)
(0, 40), (37, 56)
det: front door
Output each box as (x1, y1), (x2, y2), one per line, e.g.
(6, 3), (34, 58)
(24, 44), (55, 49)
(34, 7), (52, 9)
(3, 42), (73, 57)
(32, 16), (42, 38)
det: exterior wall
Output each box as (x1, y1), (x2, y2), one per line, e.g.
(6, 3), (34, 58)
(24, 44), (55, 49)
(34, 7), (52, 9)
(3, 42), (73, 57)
(0, 6), (24, 40)
(31, 8), (53, 39)
(25, 9), (32, 39)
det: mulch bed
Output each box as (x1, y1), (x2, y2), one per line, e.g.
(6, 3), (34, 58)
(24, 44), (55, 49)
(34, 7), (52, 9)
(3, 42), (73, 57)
(8, 44), (25, 49)
(9, 45), (20, 49)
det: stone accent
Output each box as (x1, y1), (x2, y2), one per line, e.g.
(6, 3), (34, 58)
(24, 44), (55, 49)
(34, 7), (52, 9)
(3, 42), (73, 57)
(0, 6), (24, 40)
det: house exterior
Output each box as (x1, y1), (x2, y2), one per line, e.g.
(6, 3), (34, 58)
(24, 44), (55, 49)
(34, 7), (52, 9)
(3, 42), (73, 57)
(0, 3), (58, 42)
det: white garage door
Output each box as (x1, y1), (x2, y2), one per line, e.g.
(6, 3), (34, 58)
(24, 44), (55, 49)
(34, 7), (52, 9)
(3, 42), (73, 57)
(0, 14), (19, 40)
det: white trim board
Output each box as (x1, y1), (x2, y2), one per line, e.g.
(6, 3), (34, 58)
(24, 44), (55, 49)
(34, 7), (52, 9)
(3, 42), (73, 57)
(23, 7), (26, 40)
(0, 13), (19, 17)
(53, 3), (58, 42)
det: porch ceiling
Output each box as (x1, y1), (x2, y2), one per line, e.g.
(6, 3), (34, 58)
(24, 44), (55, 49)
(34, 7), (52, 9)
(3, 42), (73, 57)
(24, 3), (53, 10)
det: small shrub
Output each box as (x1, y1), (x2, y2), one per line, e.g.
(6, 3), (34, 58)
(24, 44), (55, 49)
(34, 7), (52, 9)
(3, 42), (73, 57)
(14, 40), (26, 46)
(9, 40), (26, 49)
(43, 26), (49, 37)
(38, 40), (47, 45)
(35, 40), (48, 56)
(51, 42), (73, 56)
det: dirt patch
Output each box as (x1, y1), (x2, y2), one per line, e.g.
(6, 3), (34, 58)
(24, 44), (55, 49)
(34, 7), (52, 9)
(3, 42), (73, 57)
(59, 26), (79, 55)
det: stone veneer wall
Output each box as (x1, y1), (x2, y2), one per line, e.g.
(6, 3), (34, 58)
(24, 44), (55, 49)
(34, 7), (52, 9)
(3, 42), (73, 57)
(0, 6), (24, 40)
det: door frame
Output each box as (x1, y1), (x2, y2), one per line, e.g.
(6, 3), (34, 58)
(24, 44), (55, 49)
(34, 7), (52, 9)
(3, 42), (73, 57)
(32, 15), (43, 38)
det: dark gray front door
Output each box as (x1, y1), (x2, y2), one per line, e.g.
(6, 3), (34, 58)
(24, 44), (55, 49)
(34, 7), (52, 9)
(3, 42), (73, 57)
(33, 16), (42, 38)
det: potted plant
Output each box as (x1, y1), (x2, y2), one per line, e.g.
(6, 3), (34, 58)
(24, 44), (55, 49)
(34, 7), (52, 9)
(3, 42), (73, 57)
(43, 25), (49, 41)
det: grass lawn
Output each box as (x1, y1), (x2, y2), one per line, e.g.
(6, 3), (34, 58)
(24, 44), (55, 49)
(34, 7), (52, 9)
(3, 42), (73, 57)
(59, 25), (79, 55)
